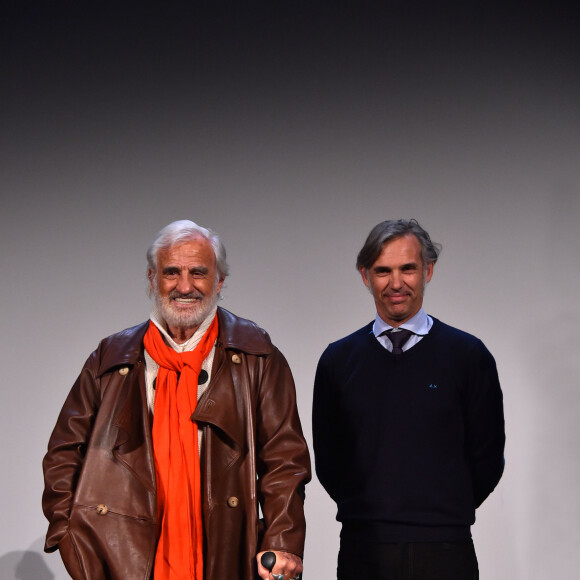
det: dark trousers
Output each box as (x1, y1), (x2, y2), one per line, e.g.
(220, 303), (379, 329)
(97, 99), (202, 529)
(337, 537), (479, 580)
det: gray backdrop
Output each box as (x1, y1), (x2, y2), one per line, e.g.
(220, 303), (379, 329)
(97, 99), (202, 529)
(2, 3), (578, 578)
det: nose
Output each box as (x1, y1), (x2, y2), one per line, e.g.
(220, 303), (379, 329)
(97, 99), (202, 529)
(175, 272), (194, 295)
(390, 270), (403, 290)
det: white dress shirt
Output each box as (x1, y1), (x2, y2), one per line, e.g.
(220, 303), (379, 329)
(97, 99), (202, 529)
(373, 307), (433, 352)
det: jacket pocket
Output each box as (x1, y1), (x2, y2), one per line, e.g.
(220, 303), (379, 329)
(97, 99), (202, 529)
(58, 529), (86, 580)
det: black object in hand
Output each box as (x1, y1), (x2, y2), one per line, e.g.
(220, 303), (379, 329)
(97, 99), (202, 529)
(261, 551), (276, 571)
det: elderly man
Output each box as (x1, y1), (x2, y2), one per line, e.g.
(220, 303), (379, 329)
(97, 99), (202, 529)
(313, 219), (505, 579)
(43, 220), (310, 580)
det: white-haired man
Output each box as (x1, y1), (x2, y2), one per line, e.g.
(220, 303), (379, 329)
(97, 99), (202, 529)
(43, 220), (311, 580)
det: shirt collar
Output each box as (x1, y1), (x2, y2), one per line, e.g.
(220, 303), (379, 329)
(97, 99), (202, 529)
(372, 307), (432, 338)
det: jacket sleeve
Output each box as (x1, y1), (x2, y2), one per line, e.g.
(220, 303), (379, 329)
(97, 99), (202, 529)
(254, 347), (311, 558)
(42, 349), (101, 552)
(463, 340), (506, 508)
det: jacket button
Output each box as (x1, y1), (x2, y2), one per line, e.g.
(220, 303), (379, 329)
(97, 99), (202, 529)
(118, 367), (129, 376)
(227, 496), (239, 508)
(96, 504), (108, 515)
(231, 354), (241, 364)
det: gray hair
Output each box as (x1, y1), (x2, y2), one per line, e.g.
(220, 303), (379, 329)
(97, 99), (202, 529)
(147, 219), (230, 279)
(356, 219), (441, 271)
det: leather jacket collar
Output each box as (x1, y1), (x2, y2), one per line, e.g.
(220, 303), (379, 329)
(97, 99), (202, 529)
(96, 307), (273, 377)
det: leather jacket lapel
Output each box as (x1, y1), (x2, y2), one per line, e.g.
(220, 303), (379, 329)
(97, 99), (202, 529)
(111, 364), (156, 494)
(193, 346), (246, 454)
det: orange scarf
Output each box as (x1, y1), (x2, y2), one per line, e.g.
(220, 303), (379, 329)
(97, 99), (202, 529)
(143, 315), (219, 580)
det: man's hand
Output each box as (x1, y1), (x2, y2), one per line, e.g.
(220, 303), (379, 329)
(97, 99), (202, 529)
(257, 550), (303, 580)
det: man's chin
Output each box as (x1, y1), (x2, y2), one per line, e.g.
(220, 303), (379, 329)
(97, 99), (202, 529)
(167, 311), (205, 329)
(155, 293), (218, 331)
(165, 301), (218, 329)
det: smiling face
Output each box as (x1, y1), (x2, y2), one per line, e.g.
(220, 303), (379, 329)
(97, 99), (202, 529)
(148, 236), (224, 342)
(360, 233), (434, 327)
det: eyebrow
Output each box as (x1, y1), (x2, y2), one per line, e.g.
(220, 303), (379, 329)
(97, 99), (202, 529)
(372, 261), (420, 272)
(161, 265), (210, 274)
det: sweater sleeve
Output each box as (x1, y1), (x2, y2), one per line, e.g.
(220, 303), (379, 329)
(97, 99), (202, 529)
(463, 340), (505, 508)
(312, 346), (350, 503)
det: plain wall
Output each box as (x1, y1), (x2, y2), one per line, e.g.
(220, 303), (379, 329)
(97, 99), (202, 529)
(2, 4), (579, 578)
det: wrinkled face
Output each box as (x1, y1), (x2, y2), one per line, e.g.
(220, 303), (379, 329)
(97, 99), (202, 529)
(360, 233), (433, 327)
(149, 237), (223, 334)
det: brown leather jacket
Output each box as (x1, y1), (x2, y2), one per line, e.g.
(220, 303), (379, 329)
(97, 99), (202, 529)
(42, 307), (311, 580)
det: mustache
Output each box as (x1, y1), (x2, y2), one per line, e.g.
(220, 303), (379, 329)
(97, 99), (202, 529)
(168, 290), (204, 300)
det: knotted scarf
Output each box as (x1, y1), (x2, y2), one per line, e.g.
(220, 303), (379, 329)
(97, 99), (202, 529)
(143, 315), (219, 580)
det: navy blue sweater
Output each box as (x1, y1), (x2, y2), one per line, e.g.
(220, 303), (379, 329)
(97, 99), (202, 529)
(312, 318), (505, 542)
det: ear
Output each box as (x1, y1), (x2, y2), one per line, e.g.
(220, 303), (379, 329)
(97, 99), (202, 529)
(424, 262), (434, 284)
(147, 269), (155, 293)
(216, 277), (225, 295)
(359, 267), (371, 288)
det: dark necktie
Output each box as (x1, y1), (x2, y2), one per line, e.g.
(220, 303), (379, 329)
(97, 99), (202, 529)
(386, 328), (414, 354)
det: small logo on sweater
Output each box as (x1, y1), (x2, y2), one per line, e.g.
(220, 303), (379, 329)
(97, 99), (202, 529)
(428, 384), (438, 389)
